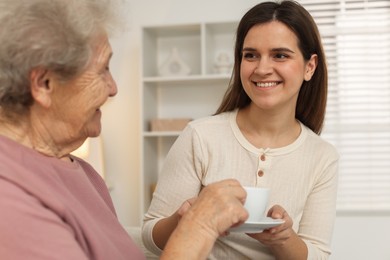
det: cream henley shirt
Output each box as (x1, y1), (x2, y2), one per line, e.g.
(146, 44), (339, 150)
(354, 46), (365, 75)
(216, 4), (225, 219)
(142, 110), (339, 260)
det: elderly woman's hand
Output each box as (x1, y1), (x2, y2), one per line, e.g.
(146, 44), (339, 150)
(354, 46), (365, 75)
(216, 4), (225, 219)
(176, 197), (196, 217)
(161, 179), (249, 260)
(179, 179), (249, 238)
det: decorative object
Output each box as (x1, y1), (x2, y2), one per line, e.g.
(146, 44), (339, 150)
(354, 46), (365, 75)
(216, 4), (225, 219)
(158, 47), (191, 76)
(214, 51), (232, 74)
(150, 118), (192, 131)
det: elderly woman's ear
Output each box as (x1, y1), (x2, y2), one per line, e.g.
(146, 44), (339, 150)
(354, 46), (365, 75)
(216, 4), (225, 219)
(29, 67), (53, 108)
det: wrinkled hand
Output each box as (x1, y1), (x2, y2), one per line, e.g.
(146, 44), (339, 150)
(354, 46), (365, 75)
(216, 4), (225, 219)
(176, 197), (197, 218)
(179, 179), (249, 239)
(161, 180), (248, 259)
(247, 204), (294, 247)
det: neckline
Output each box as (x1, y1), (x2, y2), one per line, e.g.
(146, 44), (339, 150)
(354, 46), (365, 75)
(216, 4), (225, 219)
(0, 134), (80, 169)
(229, 109), (307, 155)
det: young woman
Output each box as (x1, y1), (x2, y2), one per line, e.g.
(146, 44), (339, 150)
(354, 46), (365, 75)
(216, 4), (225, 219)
(143, 1), (339, 259)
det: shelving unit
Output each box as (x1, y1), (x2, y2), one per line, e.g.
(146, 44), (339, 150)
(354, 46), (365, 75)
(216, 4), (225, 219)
(140, 21), (238, 214)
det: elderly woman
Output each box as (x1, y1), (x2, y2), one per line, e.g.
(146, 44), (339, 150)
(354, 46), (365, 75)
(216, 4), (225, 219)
(0, 0), (248, 259)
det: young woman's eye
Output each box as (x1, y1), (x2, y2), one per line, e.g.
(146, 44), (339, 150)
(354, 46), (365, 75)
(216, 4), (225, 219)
(274, 53), (288, 59)
(242, 52), (258, 60)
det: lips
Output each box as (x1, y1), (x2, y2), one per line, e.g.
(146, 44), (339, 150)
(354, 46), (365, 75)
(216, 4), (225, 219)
(254, 81), (280, 88)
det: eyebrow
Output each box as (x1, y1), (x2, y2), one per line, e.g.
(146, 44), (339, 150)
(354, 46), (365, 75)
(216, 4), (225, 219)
(242, 47), (295, 54)
(104, 52), (113, 66)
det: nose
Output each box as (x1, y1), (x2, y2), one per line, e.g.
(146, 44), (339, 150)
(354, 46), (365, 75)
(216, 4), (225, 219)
(107, 72), (118, 97)
(254, 57), (273, 75)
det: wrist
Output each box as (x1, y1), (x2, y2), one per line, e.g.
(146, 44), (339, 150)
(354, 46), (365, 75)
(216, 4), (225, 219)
(268, 231), (307, 260)
(161, 214), (218, 260)
(180, 209), (219, 241)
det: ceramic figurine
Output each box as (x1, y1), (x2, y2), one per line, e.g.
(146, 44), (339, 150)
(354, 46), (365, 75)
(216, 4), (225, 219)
(159, 47), (191, 76)
(214, 51), (232, 74)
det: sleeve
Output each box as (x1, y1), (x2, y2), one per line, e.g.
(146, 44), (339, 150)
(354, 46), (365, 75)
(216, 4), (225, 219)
(299, 150), (339, 260)
(142, 124), (205, 255)
(0, 179), (89, 260)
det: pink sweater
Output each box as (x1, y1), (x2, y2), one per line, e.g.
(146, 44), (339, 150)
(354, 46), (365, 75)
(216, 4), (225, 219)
(0, 136), (145, 260)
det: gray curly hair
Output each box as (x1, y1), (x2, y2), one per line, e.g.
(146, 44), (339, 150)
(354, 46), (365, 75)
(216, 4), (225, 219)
(0, 0), (121, 117)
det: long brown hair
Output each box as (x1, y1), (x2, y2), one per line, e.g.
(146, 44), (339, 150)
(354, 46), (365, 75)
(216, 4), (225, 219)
(215, 0), (327, 134)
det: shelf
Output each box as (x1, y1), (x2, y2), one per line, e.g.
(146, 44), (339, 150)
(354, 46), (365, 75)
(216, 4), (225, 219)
(140, 21), (238, 215)
(143, 74), (231, 83)
(143, 131), (181, 137)
(204, 21), (238, 75)
(142, 24), (202, 78)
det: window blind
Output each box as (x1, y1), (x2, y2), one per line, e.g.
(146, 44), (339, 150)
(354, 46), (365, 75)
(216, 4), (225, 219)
(299, 0), (390, 212)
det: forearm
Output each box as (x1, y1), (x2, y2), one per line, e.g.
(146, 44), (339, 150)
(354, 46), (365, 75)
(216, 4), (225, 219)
(270, 232), (308, 260)
(160, 211), (217, 260)
(152, 213), (180, 250)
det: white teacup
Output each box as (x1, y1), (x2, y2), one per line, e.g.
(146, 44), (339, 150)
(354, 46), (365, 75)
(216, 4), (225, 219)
(243, 187), (270, 223)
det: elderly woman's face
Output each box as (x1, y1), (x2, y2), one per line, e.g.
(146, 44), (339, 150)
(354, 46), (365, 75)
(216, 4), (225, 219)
(49, 34), (117, 140)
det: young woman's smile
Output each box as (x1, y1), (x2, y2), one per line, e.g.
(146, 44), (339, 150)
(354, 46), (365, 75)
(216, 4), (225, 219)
(253, 81), (282, 89)
(240, 21), (317, 111)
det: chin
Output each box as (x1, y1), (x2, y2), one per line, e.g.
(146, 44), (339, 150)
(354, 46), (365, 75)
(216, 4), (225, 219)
(86, 123), (102, 137)
(90, 127), (102, 137)
(89, 132), (101, 138)
(86, 114), (102, 136)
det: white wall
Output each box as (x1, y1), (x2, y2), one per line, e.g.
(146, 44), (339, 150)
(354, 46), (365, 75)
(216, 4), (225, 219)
(98, 0), (390, 259)
(332, 214), (390, 260)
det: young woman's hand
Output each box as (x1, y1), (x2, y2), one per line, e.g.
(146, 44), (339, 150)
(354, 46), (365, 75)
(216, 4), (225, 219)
(247, 204), (308, 259)
(247, 204), (294, 246)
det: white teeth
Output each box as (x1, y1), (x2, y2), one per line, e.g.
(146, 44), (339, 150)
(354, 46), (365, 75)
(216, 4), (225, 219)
(256, 82), (278, 88)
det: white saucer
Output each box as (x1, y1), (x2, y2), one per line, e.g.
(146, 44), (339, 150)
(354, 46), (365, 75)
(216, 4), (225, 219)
(229, 217), (284, 233)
